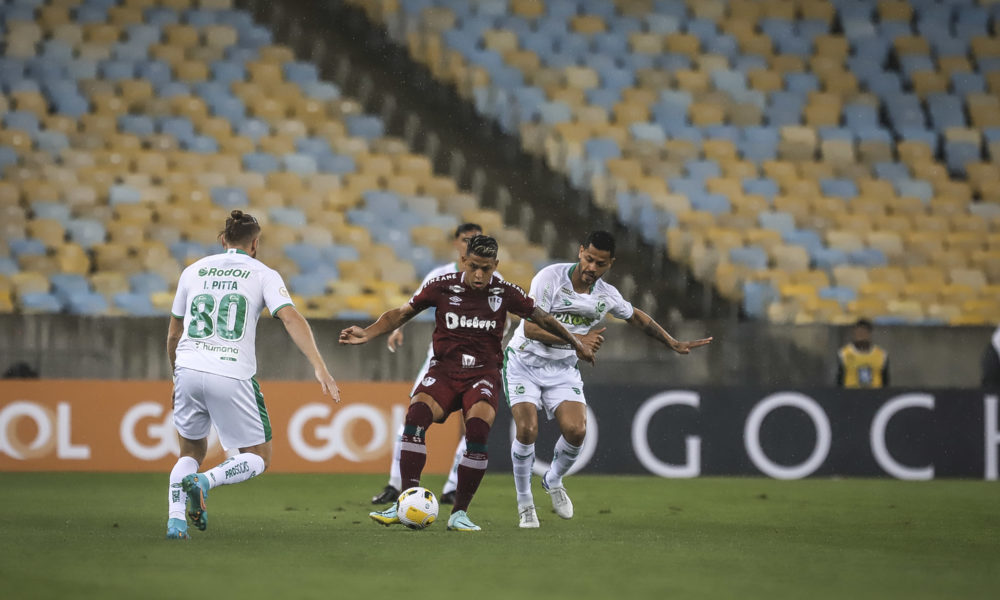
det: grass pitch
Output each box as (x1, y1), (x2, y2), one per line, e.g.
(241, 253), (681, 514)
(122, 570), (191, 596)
(0, 473), (997, 599)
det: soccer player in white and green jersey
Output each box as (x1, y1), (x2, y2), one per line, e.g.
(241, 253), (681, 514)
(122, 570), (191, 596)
(504, 231), (712, 528)
(165, 210), (340, 539)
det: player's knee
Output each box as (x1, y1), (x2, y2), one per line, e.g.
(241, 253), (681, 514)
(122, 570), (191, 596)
(406, 401), (434, 428)
(516, 422), (538, 444)
(465, 417), (491, 445)
(564, 423), (586, 446)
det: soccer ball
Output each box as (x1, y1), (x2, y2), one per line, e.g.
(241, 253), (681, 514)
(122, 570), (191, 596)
(397, 487), (439, 529)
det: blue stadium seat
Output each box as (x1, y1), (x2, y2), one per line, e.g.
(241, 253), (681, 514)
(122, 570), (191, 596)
(10, 238), (47, 257)
(129, 272), (168, 294)
(811, 248), (850, 273)
(782, 229), (824, 254)
(269, 207), (307, 227)
(819, 285), (857, 306)
(758, 211), (796, 234)
(242, 152), (279, 174)
(31, 202), (71, 223)
(730, 246), (769, 270)
(316, 154), (356, 175)
(109, 185), (142, 206)
(64, 219), (106, 248)
(20, 292), (63, 313)
(66, 291), (108, 315)
(114, 292), (163, 316)
(848, 248), (888, 267)
(741, 281), (777, 320)
(49, 274), (90, 303)
(211, 187), (249, 209)
(288, 274), (329, 298)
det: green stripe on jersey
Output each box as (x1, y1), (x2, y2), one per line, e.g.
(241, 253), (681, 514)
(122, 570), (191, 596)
(252, 377), (271, 442)
(502, 347), (513, 407)
(270, 303), (293, 318)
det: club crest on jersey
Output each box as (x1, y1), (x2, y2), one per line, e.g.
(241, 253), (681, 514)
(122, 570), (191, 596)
(462, 354), (476, 368)
(449, 285), (464, 293)
(422, 376), (436, 387)
(488, 295), (502, 312)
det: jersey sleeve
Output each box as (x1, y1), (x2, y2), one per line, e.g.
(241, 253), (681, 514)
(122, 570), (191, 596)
(409, 279), (439, 312)
(507, 283), (536, 319)
(608, 287), (635, 320)
(529, 268), (557, 313)
(170, 269), (189, 318)
(262, 269), (294, 316)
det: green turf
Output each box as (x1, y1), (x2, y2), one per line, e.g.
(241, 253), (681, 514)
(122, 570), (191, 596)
(0, 473), (997, 599)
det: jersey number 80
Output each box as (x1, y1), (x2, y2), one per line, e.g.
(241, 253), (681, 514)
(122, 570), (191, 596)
(188, 293), (249, 341)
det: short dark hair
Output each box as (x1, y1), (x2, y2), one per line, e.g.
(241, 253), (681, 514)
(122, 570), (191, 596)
(221, 210), (260, 246)
(466, 234), (499, 259)
(454, 223), (483, 238)
(583, 230), (616, 257)
(854, 318), (873, 331)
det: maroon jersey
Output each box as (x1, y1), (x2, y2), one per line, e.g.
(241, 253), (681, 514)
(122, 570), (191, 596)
(409, 272), (535, 371)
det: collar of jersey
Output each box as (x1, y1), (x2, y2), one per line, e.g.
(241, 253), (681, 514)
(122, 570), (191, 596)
(567, 263), (595, 294)
(226, 248), (250, 256)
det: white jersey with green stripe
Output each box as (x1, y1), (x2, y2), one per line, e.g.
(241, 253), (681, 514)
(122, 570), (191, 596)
(171, 248), (293, 380)
(507, 262), (634, 369)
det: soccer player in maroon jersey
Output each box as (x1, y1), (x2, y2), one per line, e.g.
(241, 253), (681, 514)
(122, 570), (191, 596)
(339, 235), (594, 531)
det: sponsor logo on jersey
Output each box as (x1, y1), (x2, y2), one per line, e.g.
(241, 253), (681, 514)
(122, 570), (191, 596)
(421, 376), (436, 387)
(462, 354), (476, 368)
(279, 287), (290, 298)
(563, 299), (572, 306)
(489, 287), (504, 295)
(572, 387), (581, 395)
(198, 267), (251, 279)
(515, 384), (526, 395)
(449, 295), (462, 305)
(444, 312), (498, 331)
(554, 313), (596, 327)
(449, 285), (464, 293)
(488, 295), (502, 312)
(597, 300), (606, 312)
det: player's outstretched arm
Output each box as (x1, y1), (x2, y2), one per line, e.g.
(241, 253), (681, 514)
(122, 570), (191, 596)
(625, 308), (712, 354)
(339, 304), (418, 347)
(524, 321), (605, 354)
(530, 307), (596, 365)
(276, 306), (341, 402)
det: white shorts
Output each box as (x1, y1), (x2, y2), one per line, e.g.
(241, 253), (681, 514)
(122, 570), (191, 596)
(503, 349), (585, 420)
(172, 367), (271, 449)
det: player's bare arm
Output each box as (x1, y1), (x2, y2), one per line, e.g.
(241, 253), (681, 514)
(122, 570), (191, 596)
(339, 304), (419, 346)
(166, 315), (183, 371)
(529, 306), (596, 365)
(524, 321), (605, 354)
(275, 305), (341, 402)
(625, 308), (712, 354)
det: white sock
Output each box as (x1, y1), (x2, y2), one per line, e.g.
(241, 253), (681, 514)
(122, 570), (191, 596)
(441, 437), (466, 496)
(388, 422), (404, 490)
(168, 456), (199, 520)
(547, 436), (582, 489)
(511, 440), (535, 506)
(202, 452), (266, 489)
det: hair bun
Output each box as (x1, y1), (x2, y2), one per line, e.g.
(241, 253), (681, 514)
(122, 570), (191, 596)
(230, 209), (244, 219)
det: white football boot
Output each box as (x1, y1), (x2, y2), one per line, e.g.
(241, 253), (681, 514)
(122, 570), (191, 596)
(518, 503), (540, 529)
(541, 470), (574, 519)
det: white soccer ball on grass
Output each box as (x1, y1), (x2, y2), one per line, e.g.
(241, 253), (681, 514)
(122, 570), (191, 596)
(397, 486), (439, 529)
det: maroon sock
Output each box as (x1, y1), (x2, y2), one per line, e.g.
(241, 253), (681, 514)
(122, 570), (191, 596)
(452, 417), (490, 513)
(399, 402), (433, 490)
